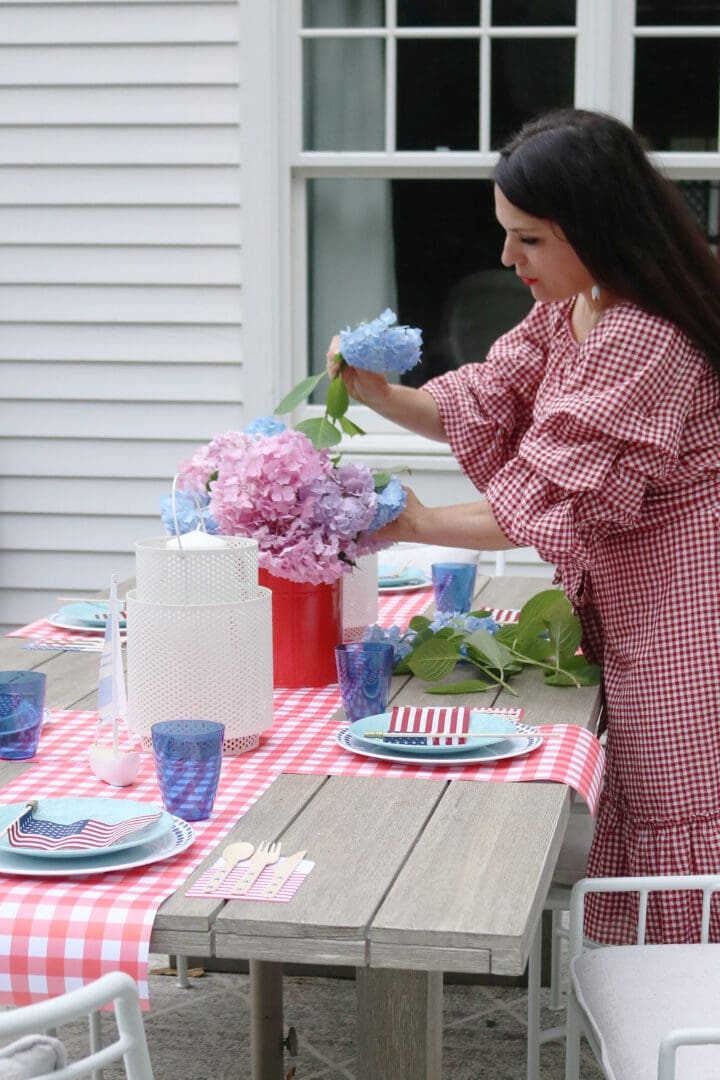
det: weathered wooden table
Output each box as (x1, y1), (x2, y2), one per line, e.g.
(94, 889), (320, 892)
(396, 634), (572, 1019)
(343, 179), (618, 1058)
(0, 575), (602, 1079)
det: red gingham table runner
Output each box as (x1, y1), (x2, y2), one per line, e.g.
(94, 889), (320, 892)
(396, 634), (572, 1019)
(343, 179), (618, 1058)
(0, 587), (602, 1008)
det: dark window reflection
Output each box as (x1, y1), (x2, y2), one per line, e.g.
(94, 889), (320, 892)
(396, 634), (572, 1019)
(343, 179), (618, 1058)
(492, 0), (575, 26)
(392, 180), (533, 385)
(635, 39), (720, 151)
(491, 38), (575, 148)
(398, 0), (479, 26)
(636, 1), (720, 26)
(303, 0), (384, 28)
(397, 40), (479, 150)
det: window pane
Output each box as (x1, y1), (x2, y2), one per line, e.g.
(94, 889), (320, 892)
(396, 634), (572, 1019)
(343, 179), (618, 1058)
(634, 39), (719, 151)
(491, 39), (575, 148)
(678, 180), (720, 246)
(304, 39), (385, 151)
(491, 0), (575, 27)
(397, 0), (480, 27)
(307, 178), (534, 386)
(303, 0), (384, 29)
(636, 1), (720, 27)
(397, 40), (479, 150)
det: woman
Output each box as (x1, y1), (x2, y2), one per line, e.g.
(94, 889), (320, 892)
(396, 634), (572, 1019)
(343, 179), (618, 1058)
(328, 109), (720, 944)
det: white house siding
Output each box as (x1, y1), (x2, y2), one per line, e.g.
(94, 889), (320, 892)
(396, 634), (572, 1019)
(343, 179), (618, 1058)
(0, 0), (258, 632)
(0, 2), (549, 633)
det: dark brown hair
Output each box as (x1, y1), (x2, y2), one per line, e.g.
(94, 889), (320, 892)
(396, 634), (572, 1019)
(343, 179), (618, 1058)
(495, 108), (720, 368)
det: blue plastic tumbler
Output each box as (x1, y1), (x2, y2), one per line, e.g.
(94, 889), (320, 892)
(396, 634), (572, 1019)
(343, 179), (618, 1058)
(335, 642), (395, 723)
(431, 562), (478, 613)
(0, 671), (46, 760)
(151, 719), (224, 821)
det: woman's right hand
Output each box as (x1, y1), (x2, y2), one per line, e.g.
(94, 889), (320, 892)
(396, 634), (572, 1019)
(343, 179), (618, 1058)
(326, 334), (390, 410)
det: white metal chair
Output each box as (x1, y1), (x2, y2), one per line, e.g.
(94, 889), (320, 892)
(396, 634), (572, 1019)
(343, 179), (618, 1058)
(526, 802), (595, 1080)
(0, 971), (154, 1080)
(565, 873), (720, 1080)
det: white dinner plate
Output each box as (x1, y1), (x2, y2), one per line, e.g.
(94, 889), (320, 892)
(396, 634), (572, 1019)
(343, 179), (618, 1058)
(0, 798), (169, 858)
(337, 721), (542, 766)
(347, 711), (523, 756)
(0, 817), (194, 877)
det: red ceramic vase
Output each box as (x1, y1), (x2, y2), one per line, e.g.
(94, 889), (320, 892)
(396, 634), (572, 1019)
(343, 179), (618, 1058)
(258, 569), (342, 688)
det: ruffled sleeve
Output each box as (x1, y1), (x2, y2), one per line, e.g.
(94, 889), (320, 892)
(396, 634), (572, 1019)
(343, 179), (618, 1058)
(484, 306), (710, 568)
(423, 301), (560, 489)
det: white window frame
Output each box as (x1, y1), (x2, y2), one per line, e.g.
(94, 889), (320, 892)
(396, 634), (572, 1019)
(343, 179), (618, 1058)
(277, 0), (720, 462)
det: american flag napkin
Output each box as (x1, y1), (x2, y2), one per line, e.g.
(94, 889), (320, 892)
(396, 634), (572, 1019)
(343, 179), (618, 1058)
(5, 803), (162, 851)
(386, 706), (472, 746)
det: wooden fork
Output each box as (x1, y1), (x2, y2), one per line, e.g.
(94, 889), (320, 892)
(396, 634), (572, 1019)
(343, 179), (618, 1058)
(228, 841), (281, 897)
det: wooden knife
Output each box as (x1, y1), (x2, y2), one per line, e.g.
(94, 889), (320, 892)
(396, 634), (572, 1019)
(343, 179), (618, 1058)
(258, 850), (307, 900)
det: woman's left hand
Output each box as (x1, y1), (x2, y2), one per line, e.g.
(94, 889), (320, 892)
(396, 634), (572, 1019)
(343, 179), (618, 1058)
(372, 486), (425, 545)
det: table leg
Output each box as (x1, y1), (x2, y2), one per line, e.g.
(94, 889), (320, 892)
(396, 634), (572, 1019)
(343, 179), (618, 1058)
(355, 967), (443, 1080)
(250, 959), (284, 1080)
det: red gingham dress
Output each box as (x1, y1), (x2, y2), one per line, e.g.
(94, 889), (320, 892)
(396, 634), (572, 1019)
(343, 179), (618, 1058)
(425, 299), (720, 944)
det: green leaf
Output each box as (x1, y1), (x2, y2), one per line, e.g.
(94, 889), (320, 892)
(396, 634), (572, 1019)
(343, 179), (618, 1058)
(407, 636), (462, 682)
(338, 415), (366, 437)
(205, 470), (218, 493)
(544, 657), (601, 686)
(514, 588), (582, 666)
(464, 628), (514, 671)
(518, 637), (555, 662)
(494, 624), (517, 648)
(408, 615), (431, 632)
(426, 679), (494, 694)
(275, 371), (327, 414)
(325, 375), (349, 420)
(294, 416), (342, 449)
(373, 471), (392, 490)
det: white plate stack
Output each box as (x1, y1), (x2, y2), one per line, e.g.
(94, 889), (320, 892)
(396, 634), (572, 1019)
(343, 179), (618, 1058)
(126, 536), (274, 755)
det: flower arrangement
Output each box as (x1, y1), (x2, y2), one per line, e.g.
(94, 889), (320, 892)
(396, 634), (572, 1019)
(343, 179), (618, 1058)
(365, 591), (601, 694)
(163, 419), (406, 586)
(275, 308), (423, 449)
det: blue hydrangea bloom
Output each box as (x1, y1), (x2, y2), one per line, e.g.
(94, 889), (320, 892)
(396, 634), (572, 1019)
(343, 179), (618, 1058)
(428, 612), (499, 635)
(367, 475), (406, 532)
(339, 308), (422, 374)
(363, 624), (414, 664)
(160, 491), (219, 536)
(243, 415), (287, 438)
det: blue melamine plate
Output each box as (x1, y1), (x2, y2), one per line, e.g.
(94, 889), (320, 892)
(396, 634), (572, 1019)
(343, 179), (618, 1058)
(0, 818), (194, 877)
(337, 719), (542, 766)
(346, 711), (539, 757)
(0, 798), (171, 858)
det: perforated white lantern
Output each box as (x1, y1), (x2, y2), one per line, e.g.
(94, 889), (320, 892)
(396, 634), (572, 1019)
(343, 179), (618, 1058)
(342, 553), (378, 642)
(126, 536), (274, 756)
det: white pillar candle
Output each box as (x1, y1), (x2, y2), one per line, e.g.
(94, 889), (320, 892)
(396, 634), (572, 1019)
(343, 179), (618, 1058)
(165, 530), (227, 550)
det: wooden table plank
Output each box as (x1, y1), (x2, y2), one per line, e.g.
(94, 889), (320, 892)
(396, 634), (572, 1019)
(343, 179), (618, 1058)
(213, 774), (446, 960)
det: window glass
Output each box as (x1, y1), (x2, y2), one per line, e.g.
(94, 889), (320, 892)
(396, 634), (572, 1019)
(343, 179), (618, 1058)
(634, 39), (720, 151)
(397, 40), (480, 150)
(303, 0), (384, 29)
(678, 180), (720, 248)
(303, 39), (385, 151)
(491, 0), (575, 26)
(307, 178), (534, 388)
(636, 1), (720, 27)
(397, 0), (480, 27)
(491, 38), (575, 147)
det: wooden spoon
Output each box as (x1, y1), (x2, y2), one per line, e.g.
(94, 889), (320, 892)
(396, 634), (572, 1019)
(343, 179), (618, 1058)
(203, 840), (255, 892)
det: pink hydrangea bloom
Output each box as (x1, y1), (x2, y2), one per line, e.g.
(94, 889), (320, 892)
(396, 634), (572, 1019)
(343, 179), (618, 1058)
(178, 428), (388, 585)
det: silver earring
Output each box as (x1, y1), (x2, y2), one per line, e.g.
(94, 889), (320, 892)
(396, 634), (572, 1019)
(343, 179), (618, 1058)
(591, 284), (601, 302)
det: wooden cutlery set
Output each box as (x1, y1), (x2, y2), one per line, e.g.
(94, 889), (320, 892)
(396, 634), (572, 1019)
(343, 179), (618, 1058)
(202, 839), (306, 899)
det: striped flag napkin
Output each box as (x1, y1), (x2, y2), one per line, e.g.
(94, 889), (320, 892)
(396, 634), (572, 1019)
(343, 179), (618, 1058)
(387, 706), (472, 746)
(5, 804), (162, 851)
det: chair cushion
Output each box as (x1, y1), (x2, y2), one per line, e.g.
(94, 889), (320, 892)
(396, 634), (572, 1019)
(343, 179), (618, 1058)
(571, 944), (720, 1080)
(0, 1034), (67, 1078)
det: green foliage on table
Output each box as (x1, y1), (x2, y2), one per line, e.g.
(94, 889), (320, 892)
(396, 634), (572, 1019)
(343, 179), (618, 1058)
(393, 589), (601, 695)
